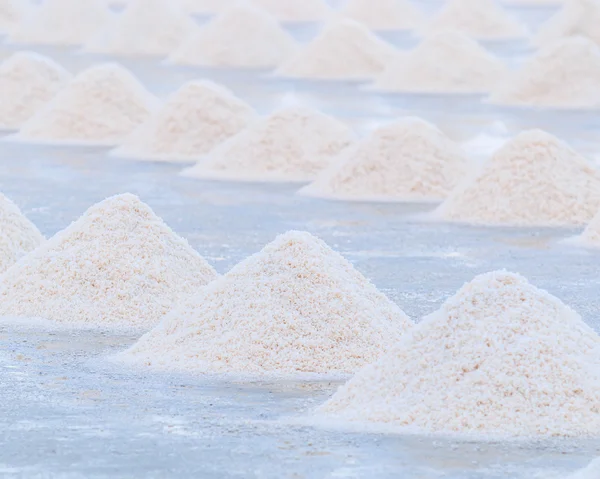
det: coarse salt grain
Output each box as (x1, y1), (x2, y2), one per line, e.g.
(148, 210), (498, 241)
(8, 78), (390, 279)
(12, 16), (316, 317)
(250, 0), (332, 22)
(534, 0), (600, 47)
(339, 0), (424, 31)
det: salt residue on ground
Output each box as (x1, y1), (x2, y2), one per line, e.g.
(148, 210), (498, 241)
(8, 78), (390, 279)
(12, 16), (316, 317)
(167, 3), (298, 68)
(373, 31), (507, 93)
(300, 117), (469, 201)
(276, 19), (398, 80)
(534, 0), (600, 47)
(182, 106), (354, 182)
(182, 0), (235, 14)
(339, 0), (424, 31)
(318, 270), (600, 437)
(435, 129), (600, 226)
(16, 63), (158, 146)
(112, 80), (256, 162)
(0, 51), (71, 130)
(117, 230), (411, 376)
(0, 194), (218, 330)
(0, 0), (27, 34)
(489, 36), (600, 109)
(251, 0), (332, 22)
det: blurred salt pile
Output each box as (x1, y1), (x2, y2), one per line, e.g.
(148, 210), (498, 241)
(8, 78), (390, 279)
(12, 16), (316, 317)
(113, 80), (256, 162)
(182, 106), (355, 182)
(0, 0), (27, 34)
(251, 0), (332, 22)
(183, 0), (236, 14)
(534, 0), (600, 47)
(338, 0), (424, 31)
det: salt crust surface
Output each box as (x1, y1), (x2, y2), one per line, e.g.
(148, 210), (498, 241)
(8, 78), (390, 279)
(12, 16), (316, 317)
(0, 192), (43, 274)
(0, 0), (26, 34)
(339, 0), (424, 31)
(112, 80), (255, 162)
(0, 194), (218, 330)
(534, 0), (600, 47)
(318, 271), (600, 437)
(373, 31), (507, 94)
(182, 106), (355, 182)
(0, 51), (72, 130)
(118, 231), (412, 376)
(300, 118), (469, 202)
(436, 129), (600, 226)
(8, 0), (113, 46)
(16, 63), (158, 146)
(167, 3), (298, 68)
(567, 458), (600, 479)
(250, 0), (332, 22)
(276, 19), (398, 80)
(83, 0), (199, 57)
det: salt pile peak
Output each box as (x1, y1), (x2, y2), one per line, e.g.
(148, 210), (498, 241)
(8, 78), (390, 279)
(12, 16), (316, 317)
(118, 230), (411, 375)
(300, 117), (469, 202)
(0, 194), (218, 330)
(373, 30), (507, 93)
(251, 0), (332, 22)
(534, 0), (600, 47)
(339, 0), (424, 31)
(276, 19), (398, 80)
(436, 129), (600, 226)
(112, 80), (256, 162)
(167, 3), (298, 69)
(318, 270), (600, 437)
(16, 63), (158, 145)
(182, 106), (355, 182)
(0, 51), (72, 130)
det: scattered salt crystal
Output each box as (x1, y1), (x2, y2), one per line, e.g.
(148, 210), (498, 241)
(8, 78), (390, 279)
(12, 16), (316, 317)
(534, 0), (600, 47)
(339, 0), (424, 31)
(251, 0), (332, 23)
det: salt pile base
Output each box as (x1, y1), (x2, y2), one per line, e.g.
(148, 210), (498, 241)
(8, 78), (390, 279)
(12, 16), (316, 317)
(251, 0), (332, 22)
(0, 194), (218, 330)
(436, 129), (600, 226)
(118, 231), (411, 376)
(15, 63), (158, 146)
(182, 106), (354, 182)
(276, 19), (398, 80)
(340, 0), (424, 31)
(112, 80), (256, 162)
(534, 0), (600, 47)
(318, 271), (600, 437)
(300, 118), (469, 202)
(167, 3), (298, 69)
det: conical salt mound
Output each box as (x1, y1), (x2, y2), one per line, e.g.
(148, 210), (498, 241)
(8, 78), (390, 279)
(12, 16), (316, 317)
(318, 271), (600, 437)
(167, 3), (298, 68)
(182, 107), (355, 182)
(276, 19), (398, 80)
(0, 193), (44, 274)
(8, 0), (113, 46)
(339, 0), (424, 31)
(117, 231), (412, 375)
(0, 194), (218, 330)
(0, 0), (27, 34)
(373, 31), (507, 93)
(425, 0), (527, 40)
(16, 63), (158, 146)
(300, 118), (469, 202)
(182, 0), (236, 14)
(251, 0), (332, 22)
(436, 130), (600, 226)
(534, 0), (600, 47)
(489, 37), (600, 109)
(112, 80), (256, 162)
(0, 52), (71, 130)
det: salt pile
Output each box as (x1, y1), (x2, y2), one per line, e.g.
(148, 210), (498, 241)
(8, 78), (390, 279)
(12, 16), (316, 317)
(373, 31), (507, 94)
(117, 231), (411, 375)
(436, 130), (600, 226)
(8, 0), (113, 46)
(318, 270), (600, 437)
(0, 194), (218, 330)
(339, 0), (424, 31)
(251, 0), (332, 22)
(167, 3), (298, 69)
(300, 118), (469, 202)
(83, 0), (199, 57)
(276, 19), (398, 80)
(0, 193), (43, 274)
(0, 52), (71, 130)
(112, 80), (256, 162)
(574, 210), (600, 245)
(182, 0), (236, 14)
(489, 37), (600, 109)
(182, 106), (355, 182)
(0, 0), (25, 34)
(16, 63), (158, 145)
(534, 0), (600, 47)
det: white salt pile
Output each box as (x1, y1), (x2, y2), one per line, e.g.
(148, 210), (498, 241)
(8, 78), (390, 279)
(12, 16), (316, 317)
(373, 31), (507, 94)
(167, 3), (298, 69)
(182, 107), (354, 182)
(8, 0), (113, 46)
(534, 0), (600, 47)
(117, 231), (412, 376)
(0, 193), (43, 274)
(568, 459), (600, 479)
(251, 0), (332, 22)
(436, 129), (600, 226)
(339, 0), (424, 31)
(83, 0), (199, 57)
(0, 52), (71, 130)
(318, 270), (600, 437)
(182, 0), (236, 14)
(15, 63), (158, 146)
(0, 0), (26, 34)
(300, 118), (469, 202)
(112, 80), (256, 162)
(0, 194), (218, 330)
(489, 37), (600, 109)
(276, 19), (398, 80)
